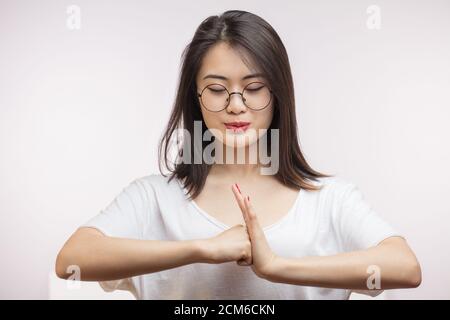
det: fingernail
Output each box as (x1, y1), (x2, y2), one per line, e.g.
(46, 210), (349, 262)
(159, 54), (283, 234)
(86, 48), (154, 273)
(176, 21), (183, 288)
(235, 183), (241, 194)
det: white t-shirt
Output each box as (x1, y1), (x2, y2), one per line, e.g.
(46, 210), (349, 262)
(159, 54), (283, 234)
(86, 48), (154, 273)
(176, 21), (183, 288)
(81, 174), (403, 300)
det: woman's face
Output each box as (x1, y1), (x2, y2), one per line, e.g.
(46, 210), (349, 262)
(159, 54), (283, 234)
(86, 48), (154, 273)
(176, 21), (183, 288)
(196, 42), (274, 149)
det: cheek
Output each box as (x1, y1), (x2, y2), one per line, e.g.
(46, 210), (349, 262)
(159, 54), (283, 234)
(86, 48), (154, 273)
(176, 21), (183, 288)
(198, 104), (210, 124)
(256, 105), (274, 129)
(201, 112), (217, 128)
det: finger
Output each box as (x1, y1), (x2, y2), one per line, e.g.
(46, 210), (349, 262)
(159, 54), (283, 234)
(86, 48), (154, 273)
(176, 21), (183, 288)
(231, 183), (244, 207)
(244, 195), (262, 237)
(244, 195), (257, 222)
(231, 184), (249, 223)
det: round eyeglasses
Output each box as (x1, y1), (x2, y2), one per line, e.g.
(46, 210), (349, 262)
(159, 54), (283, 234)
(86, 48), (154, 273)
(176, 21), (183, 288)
(197, 81), (273, 112)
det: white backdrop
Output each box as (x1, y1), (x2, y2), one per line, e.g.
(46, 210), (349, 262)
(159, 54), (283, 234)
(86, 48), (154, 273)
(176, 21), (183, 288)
(1, 0), (449, 299)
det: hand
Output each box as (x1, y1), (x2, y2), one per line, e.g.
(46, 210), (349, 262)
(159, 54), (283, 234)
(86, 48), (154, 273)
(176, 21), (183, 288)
(231, 183), (279, 279)
(200, 224), (252, 265)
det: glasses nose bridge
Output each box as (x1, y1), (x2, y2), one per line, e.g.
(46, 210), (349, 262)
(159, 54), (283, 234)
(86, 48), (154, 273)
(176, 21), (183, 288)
(227, 91), (246, 108)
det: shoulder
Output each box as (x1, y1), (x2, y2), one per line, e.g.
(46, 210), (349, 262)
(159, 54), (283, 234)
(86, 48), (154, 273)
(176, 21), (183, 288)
(307, 176), (356, 196)
(301, 176), (360, 209)
(133, 173), (166, 184)
(132, 173), (178, 188)
(131, 173), (185, 201)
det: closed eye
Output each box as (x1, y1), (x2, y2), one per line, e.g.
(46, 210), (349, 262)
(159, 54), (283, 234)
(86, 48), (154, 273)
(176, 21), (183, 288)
(245, 87), (264, 92)
(208, 88), (226, 93)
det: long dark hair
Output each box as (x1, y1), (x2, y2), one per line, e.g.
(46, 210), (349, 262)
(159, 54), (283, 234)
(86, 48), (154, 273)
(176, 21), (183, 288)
(159, 10), (331, 200)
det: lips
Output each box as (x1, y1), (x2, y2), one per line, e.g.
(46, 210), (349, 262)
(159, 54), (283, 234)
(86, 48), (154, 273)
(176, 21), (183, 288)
(224, 121), (251, 133)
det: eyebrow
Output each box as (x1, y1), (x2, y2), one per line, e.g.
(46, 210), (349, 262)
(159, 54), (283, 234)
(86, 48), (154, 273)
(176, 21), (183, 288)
(202, 73), (265, 81)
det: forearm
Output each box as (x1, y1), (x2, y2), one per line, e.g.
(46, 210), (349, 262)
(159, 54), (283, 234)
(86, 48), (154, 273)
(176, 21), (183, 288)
(56, 227), (206, 281)
(264, 239), (422, 290)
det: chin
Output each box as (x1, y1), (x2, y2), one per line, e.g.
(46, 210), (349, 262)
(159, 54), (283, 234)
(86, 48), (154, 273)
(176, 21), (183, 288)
(222, 131), (259, 149)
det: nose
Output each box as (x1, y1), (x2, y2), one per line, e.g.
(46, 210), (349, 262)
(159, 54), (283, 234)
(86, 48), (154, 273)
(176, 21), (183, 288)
(226, 92), (247, 114)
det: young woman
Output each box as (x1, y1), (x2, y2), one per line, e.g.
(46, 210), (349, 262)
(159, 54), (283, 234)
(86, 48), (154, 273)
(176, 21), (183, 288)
(55, 10), (421, 299)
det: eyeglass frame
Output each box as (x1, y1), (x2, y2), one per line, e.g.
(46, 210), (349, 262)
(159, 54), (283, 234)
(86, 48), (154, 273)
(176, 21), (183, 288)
(197, 81), (273, 112)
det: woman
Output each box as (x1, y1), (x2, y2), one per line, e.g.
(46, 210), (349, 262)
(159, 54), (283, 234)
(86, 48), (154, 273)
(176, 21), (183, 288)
(55, 10), (421, 299)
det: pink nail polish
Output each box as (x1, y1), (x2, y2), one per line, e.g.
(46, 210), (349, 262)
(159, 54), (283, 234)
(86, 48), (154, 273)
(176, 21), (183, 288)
(235, 183), (241, 194)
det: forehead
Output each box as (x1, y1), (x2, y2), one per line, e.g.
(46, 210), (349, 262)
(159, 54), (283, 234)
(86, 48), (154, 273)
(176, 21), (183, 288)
(196, 42), (261, 82)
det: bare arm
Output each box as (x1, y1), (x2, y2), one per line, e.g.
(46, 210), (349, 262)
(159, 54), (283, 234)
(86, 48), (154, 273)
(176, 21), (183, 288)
(55, 224), (251, 281)
(263, 236), (422, 290)
(230, 185), (421, 291)
(55, 227), (206, 281)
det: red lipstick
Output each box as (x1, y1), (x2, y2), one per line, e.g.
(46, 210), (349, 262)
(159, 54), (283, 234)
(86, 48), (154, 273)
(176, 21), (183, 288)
(224, 121), (250, 133)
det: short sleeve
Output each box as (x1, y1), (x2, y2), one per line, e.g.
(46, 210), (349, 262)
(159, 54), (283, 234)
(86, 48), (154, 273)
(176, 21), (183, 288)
(336, 183), (403, 297)
(81, 178), (149, 240)
(334, 183), (405, 298)
(79, 178), (150, 298)
(336, 183), (404, 252)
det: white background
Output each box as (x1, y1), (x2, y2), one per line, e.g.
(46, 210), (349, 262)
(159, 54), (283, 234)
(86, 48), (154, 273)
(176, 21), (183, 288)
(1, 0), (449, 299)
